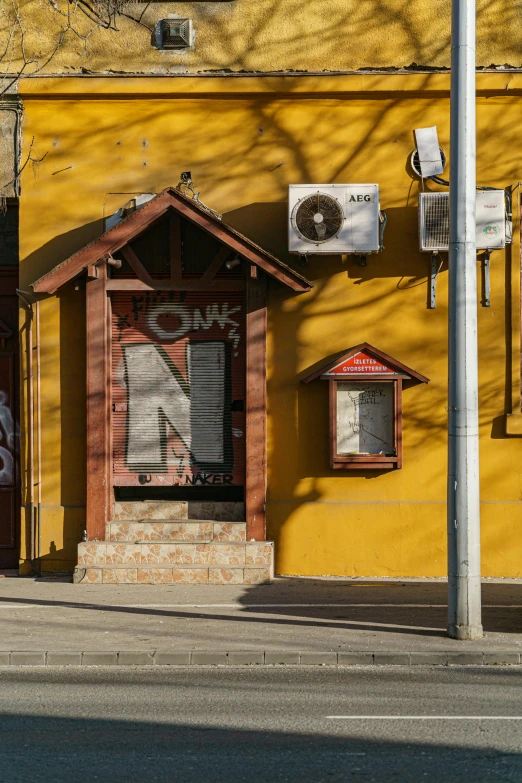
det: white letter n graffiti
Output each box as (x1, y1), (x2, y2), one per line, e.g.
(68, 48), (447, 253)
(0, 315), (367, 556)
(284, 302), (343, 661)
(123, 342), (226, 473)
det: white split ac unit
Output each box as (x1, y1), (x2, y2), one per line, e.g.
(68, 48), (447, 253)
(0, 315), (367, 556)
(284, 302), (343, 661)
(419, 190), (507, 252)
(288, 184), (381, 255)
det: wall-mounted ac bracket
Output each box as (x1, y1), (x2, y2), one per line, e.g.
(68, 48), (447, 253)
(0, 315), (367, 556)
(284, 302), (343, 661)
(429, 253), (437, 309)
(481, 251), (491, 307)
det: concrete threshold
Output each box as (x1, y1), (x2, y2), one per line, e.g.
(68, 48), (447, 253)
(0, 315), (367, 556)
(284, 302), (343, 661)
(0, 650), (521, 667)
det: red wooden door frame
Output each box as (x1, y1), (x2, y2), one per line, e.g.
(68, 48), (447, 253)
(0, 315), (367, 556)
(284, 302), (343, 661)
(245, 273), (267, 541)
(85, 264), (110, 542)
(85, 267), (267, 542)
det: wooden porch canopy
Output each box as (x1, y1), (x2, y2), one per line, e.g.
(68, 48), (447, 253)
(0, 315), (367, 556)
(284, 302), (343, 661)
(30, 187), (312, 543)
(31, 186), (313, 294)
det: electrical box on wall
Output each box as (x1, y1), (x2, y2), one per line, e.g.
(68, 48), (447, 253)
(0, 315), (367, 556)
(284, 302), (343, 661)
(288, 184), (381, 255)
(104, 194), (156, 232)
(419, 190), (507, 252)
(476, 190), (506, 248)
(302, 343), (429, 470)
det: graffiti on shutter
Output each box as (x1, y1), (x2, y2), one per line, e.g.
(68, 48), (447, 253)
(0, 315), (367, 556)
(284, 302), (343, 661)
(111, 291), (245, 487)
(0, 357), (15, 487)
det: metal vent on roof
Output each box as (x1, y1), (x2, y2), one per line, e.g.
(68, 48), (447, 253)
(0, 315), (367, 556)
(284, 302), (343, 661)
(157, 19), (193, 50)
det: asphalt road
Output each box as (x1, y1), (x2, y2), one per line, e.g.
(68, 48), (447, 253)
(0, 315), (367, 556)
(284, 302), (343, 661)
(1, 667), (522, 782)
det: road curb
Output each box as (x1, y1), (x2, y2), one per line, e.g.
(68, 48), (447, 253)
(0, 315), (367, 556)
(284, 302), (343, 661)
(0, 650), (521, 666)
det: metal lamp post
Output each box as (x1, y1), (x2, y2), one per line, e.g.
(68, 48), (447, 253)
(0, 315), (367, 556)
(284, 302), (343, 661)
(447, 0), (483, 639)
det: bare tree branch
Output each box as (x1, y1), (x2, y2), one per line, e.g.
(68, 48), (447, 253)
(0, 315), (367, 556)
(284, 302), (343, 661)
(0, 135), (48, 197)
(0, 0), (149, 195)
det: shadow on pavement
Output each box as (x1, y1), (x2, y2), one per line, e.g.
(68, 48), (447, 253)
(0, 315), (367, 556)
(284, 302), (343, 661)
(236, 579), (522, 636)
(0, 578), (521, 639)
(0, 710), (521, 782)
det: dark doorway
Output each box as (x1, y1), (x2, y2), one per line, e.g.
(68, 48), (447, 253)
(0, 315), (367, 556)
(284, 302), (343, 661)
(0, 203), (19, 567)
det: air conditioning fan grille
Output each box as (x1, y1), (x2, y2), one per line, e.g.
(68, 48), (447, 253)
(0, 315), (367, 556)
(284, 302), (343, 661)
(294, 193), (344, 244)
(424, 193), (449, 249)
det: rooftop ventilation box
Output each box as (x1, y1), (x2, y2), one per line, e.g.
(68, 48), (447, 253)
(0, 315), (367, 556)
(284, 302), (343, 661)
(289, 184), (380, 255)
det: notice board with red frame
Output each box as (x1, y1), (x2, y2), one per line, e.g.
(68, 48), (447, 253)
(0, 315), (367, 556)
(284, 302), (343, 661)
(302, 343), (429, 470)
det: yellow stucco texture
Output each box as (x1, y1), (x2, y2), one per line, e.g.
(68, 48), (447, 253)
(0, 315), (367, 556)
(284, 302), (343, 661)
(18, 75), (522, 576)
(5, 0), (522, 75)
(18, 276), (86, 574)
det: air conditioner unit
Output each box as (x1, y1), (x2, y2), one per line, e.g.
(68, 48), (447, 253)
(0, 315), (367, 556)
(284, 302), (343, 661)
(419, 190), (507, 252)
(289, 184), (381, 255)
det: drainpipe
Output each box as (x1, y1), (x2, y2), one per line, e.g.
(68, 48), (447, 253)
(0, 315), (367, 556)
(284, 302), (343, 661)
(35, 299), (42, 576)
(16, 290), (35, 574)
(447, 0), (483, 639)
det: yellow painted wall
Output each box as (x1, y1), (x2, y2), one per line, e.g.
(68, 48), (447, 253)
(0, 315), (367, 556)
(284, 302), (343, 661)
(18, 74), (522, 576)
(2, 0), (522, 76)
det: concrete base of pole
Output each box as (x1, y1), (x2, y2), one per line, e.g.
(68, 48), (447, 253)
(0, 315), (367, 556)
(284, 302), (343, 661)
(447, 572), (483, 640)
(448, 624), (484, 641)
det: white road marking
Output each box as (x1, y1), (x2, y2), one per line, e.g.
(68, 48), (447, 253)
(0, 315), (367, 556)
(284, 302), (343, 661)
(0, 602), (451, 610)
(121, 603), (522, 609)
(0, 603), (520, 610)
(326, 716), (522, 720)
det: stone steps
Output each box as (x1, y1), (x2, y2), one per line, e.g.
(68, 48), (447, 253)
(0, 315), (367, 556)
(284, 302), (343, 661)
(73, 562), (272, 585)
(113, 500), (244, 522)
(106, 520), (247, 543)
(113, 501), (188, 521)
(74, 538), (273, 585)
(75, 500), (271, 586)
(78, 540), (271, 567)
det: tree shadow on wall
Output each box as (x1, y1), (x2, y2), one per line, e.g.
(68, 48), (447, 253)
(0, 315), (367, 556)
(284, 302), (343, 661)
(20, 220), (104, 574)
(225, 196), (516, 579)
(21, 166), (516, 576)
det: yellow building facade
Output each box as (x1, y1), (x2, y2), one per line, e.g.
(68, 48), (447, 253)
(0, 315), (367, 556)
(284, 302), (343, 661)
(4, 2), (522, 578)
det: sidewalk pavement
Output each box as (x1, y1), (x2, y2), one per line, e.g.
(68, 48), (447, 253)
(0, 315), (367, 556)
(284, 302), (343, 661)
(1, 575), (522, 666)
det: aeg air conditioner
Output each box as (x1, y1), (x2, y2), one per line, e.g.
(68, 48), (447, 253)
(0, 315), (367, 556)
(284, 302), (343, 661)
(289, 184), (381, 255)
(419, 190), (507, 252)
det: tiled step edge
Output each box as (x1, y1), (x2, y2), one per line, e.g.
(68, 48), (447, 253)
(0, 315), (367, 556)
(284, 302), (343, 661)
(113, 501), (188, 521)
(73, 564), (273, 585)
(105, 521), (247, 543)
(78, 540), (272, 567)
(112, 501), (245, 522)
(2, 650), (521, 666)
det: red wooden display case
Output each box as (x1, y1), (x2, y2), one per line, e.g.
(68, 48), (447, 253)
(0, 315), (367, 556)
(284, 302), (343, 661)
(302, 343), (429, 470)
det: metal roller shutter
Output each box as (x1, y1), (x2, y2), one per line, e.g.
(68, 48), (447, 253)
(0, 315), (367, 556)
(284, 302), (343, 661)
(111, 290), (246, 488)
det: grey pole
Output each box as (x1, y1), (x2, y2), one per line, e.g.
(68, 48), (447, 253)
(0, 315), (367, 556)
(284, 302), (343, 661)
(447, 0), (483, 639)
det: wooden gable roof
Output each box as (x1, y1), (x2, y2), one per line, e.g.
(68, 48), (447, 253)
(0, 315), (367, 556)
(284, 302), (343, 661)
(301, 343), (429, 383)
(32, 187), (313, 294)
